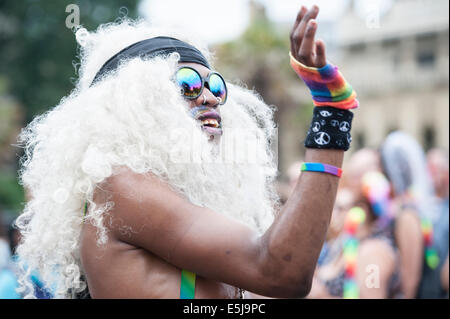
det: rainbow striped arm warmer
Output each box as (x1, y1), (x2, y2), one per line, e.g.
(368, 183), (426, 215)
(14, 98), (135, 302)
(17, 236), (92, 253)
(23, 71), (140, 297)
(289, 52), (359, 110)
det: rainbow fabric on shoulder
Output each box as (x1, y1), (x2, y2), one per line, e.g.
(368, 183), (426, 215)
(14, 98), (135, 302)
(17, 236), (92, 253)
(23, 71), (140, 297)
(289, 52), (359, 110)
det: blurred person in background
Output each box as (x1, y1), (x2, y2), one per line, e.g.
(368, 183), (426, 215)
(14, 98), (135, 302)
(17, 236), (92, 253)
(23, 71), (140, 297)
(0, 215), (20, 298)
(0, 211), (11, 273)
(0, 217), (52, 299)
(381, 131), (448, 299)
(313, 187), (354, 267)
(441, 256), (449, 297)
(425, 148), (449, 298)
(341, 148), (381, 195)
(314, 148), (380, 265)
(427, 149), (449, 203)
(314, 148), (381, 269)
(308, 157), (401, 298)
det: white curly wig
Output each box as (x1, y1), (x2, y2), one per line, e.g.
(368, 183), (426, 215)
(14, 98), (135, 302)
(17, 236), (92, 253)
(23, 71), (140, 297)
(15, 19), (279, 298)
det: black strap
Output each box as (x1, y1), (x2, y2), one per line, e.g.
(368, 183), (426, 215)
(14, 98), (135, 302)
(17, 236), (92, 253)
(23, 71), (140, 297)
(305, 107), (354, 151)
(91, 36), (210, 86)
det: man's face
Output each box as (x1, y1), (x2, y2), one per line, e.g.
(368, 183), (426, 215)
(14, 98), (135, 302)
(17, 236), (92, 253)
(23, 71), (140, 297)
(178, 62), (223, 137)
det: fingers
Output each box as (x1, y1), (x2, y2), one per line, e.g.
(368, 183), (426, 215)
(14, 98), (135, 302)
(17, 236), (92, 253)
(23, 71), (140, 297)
(290, 6), (307, 55)
(290, 6), (307, 53)
(290, 5), (328, 68)
(292, 6), (307, 33)
(290, 5), (319, 61)
(298, 5), (319, 36)
(298, 20), (317, 66)
(314, 39), (327, 68)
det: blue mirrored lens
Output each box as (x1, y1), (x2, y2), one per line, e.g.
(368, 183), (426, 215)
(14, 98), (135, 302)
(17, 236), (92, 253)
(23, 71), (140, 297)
(209, 73), (227, 102)
(176, 68), (202, 98)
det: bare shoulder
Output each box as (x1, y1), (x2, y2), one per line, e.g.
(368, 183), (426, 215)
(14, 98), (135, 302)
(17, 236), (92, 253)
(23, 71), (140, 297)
(396, 209), (420, 228)
(358, 238), (396, 270)
(394, 208), (422, 239)
(96, 167), (173, 208)
(396, 208), (421, 225)
(95, 167), (199, 248)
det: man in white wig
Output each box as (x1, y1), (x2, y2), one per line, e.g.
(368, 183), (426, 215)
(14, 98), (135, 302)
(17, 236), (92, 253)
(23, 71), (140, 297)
(16, 5), (359, 298)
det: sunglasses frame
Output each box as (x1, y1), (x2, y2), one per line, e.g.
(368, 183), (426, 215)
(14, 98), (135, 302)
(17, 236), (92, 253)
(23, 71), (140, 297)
(175, 66), (228, 105)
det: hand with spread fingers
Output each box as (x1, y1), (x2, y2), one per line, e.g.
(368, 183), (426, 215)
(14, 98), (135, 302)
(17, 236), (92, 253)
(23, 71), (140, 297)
(289, 5), (358, 151)
(289, 5), (359, 112)
(290, 5), (326, 68)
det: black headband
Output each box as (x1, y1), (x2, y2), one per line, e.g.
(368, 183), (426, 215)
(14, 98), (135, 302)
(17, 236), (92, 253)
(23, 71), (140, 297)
(90, 36), (210, 85)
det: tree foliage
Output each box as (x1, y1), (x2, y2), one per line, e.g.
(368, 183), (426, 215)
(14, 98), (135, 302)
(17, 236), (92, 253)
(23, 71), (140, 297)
(0, 0), (138, 121)
(0, 1), (138, 214)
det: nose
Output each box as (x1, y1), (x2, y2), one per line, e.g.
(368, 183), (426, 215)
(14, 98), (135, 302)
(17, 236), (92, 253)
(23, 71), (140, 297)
(192, 87), (220, 108)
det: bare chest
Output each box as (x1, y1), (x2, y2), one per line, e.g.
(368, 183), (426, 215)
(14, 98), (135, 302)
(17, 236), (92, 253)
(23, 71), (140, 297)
(80, 222), (242, 298)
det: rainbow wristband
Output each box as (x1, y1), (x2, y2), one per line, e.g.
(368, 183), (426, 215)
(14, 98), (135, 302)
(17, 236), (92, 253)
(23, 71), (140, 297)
(301, 162), (343, 178)
(289, 52), (359, 110)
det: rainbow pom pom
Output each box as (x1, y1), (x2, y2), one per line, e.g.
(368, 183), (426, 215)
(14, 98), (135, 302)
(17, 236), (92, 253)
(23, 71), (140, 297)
(361, 172), (391, 218)
(348, 207), (366, 224)
(344, 207), (366, 235)
(425, 248), (440, 270)
(343, 238), (358, 253)
(421, 217), (439, 269)
(342, 207), (366, 299)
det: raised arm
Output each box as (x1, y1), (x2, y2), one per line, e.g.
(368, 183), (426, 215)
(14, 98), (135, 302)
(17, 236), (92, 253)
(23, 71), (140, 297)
(97, 5), (350, 298)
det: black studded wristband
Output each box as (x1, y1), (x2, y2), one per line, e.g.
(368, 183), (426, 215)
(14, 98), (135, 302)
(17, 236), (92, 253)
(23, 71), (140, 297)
(304, 107), (354, 151)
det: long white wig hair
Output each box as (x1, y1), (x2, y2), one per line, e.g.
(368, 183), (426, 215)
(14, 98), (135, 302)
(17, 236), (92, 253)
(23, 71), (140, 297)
(15, 20), (279, 298)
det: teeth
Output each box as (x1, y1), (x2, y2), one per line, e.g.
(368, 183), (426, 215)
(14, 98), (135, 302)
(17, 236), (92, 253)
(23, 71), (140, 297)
(201, 118), (219, 128)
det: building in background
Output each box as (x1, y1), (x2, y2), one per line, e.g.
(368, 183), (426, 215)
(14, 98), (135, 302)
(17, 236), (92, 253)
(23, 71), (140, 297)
(334, 0), (449, 151)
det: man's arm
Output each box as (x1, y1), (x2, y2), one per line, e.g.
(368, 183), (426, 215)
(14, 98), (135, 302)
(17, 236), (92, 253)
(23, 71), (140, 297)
(100, 149), (341, 298)
(257, 149), (342, 296)
(98, 5), (342, 298)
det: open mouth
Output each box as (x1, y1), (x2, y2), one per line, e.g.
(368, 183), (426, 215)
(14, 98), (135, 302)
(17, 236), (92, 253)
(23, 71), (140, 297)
(197, 111), (223, 136)
(200, 118), (220, 128)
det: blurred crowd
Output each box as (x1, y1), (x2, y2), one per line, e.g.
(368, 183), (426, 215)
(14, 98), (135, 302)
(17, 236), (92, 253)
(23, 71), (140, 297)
(0, 208), (51, 298)
(278, 131), (449, 299)
(0, 130), (448, 299)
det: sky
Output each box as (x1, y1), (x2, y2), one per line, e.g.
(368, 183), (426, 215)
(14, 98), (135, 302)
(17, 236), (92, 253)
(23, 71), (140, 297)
(139, 0), (393, 44)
